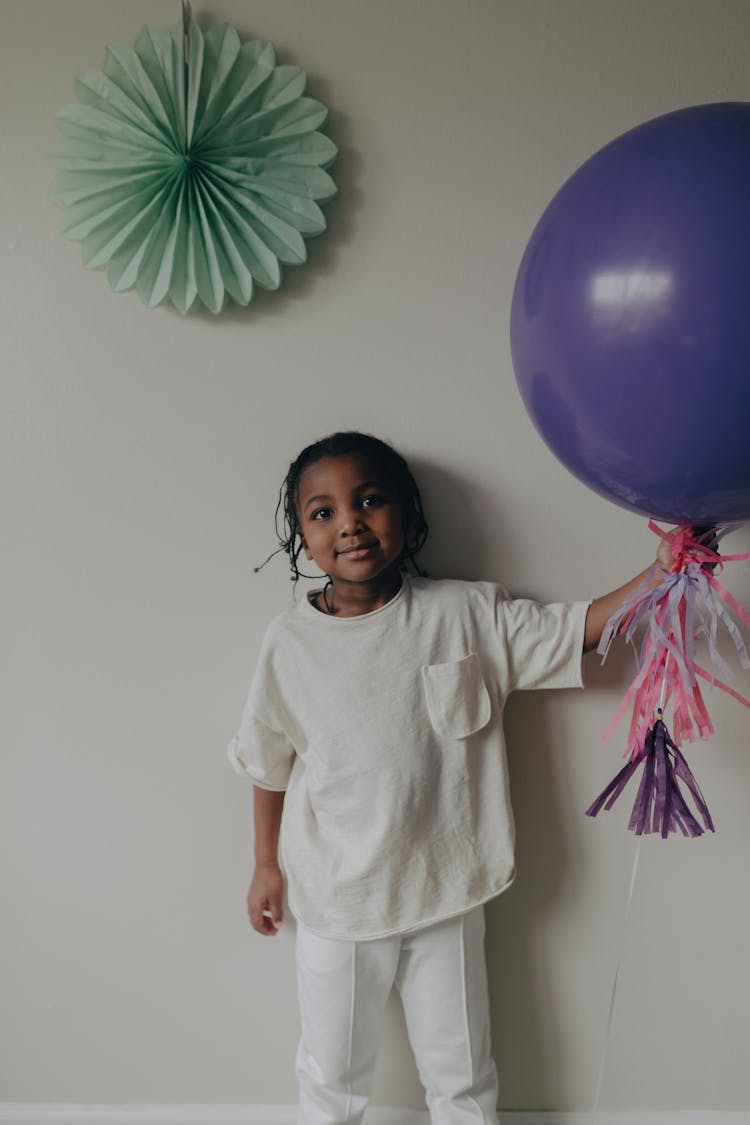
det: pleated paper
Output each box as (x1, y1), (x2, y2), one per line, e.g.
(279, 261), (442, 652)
(50, 18), (337, 313)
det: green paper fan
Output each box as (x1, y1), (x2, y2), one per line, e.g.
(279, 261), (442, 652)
(50, 18), (337, 314)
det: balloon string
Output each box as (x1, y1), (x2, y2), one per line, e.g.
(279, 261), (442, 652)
(592, 837), (642, 1113)
(594, 657), (664, 1109)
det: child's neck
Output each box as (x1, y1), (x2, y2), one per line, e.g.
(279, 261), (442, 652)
(320, 572), (403, 617)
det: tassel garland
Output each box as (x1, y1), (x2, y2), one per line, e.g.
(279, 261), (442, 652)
(588, 523), (750, 836)
(586, 715), (714, 837)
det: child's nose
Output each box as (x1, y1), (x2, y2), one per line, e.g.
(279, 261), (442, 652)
(340, 507), (365, 533)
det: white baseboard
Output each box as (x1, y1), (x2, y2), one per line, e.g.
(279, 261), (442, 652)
(1, 1106), (748, 1125)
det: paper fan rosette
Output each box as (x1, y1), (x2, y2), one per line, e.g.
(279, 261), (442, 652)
(50, 13), (337, 314)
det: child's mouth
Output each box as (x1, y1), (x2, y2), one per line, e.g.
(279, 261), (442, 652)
(338, 543), (377, 560)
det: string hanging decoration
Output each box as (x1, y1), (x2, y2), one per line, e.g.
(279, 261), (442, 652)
(50, 11), (337, 314)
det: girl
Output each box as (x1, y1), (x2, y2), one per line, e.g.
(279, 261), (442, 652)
(228, 431), (672, 1125)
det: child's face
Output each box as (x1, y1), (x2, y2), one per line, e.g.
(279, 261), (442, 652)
(297, 454), (407, 589)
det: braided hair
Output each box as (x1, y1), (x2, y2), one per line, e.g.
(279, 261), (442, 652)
(263, 432), (429, 584)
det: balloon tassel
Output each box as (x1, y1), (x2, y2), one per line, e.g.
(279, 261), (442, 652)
(586, 714), (714, 838)
(589, 522), (750, 837)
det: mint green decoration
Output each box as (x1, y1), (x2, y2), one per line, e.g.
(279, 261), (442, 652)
(50, 16), (337, 314)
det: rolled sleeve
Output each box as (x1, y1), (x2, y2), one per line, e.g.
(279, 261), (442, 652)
(500, 598), (591, 692)
(227, 709), (295, 791)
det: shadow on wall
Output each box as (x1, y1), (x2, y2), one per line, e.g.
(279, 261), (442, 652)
(411, 458), (634, 1109)
(486, 640), (633, 1109)
(410, 457), (517, 584)
(410, 458), (564, 1107)
(181, 18), (359, 325)
(487, 691), (569, 1110)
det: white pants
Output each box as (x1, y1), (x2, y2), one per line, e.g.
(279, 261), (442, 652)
(295, 907), (499, 1125)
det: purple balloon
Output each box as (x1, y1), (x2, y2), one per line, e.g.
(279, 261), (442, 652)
(510, 102), (750, 525)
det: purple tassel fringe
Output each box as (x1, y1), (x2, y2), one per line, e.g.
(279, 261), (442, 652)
(586, 718), (715, 838)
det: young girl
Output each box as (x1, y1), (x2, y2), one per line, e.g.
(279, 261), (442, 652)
(228, 431), (672, 1125)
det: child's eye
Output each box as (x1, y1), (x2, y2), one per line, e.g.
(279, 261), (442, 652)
(361, 494), (384, 509)
(311, 507), (333, 521)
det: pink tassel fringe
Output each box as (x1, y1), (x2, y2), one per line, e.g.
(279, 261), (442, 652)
(588, 523), (750, 836)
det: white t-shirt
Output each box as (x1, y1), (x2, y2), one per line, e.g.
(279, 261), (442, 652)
(228, 575), (589, 940)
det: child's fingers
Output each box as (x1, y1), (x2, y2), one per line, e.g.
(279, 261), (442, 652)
(248, 900), (272, 934)
(656, 528), (677, 572)
(248, 893), (283, 936)
(262, 907), (282, 934)
(264, 891), (284, 932)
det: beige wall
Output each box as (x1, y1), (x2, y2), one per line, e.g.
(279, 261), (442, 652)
(3, 0), (750, 1113)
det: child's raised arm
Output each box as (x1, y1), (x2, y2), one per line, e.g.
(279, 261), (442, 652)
(247, 786), (285, 936)
(583, 535), (673, 653)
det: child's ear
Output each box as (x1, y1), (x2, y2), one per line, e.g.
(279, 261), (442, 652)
(402, 507), (418, 547)
(301, 536), (313, 561)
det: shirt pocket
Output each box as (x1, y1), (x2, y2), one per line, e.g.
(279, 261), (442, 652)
(421, 652), (491, 740)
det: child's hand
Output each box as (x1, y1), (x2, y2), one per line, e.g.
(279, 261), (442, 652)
(247, 861), (285, 936)
(655, 526), (719, 576)
(655, 531), (675, 575)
